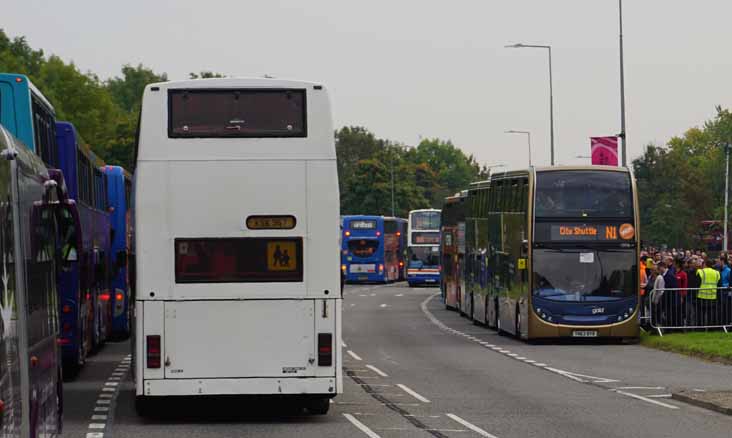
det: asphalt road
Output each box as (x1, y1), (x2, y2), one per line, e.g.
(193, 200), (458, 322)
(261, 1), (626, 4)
(65, 283), (732, 437)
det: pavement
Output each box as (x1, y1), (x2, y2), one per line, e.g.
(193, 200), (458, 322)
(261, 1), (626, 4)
(64, 283), (732, 437)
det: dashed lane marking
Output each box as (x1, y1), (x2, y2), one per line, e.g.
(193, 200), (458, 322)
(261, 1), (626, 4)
(343, 413), (382, 438)
(348, 350), (363, 361)
(446, 414), (500, 438)
(366, 365), (389, 377)
(396, 384), (431, 403)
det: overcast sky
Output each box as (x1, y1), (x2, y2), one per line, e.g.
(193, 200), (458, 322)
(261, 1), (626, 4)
(5, 0), (732, 169)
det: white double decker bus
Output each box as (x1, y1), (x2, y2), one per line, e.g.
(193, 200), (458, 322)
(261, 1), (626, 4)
(407, 209), (441, 286)
(132, 78), (342, 415)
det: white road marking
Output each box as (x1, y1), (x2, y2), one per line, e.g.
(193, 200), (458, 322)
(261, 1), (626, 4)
(342, 341), (348, 348)
(366, 365), (389, 377)
(99, 394), (113, 399)
(104, 382), (119, 386)
(614, 390), (679, 409)
(347, 350), (363, 361)
(379, 304), (388, 308)
(357, 383), (392, 387)
(647, 394), (673, 398)
(343, 413), (381, 438)
(91, 415), (108, 421)
(102, 387), (115, 392)
(395, 294), (403, 297)
(89, 424), (105, 429)
(534, 363), (547, 367)
(446, 413), (500, 438)
(94, 407), (109, 412)
(96, 400), (111, 405)
(616, 386), (665, 390)
(546, 368), (619, 384)
(86, 433), (104, 438)
(396, 384), (430, 403)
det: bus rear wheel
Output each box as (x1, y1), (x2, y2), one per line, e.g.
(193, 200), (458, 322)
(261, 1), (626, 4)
(306, 397), (330, 415)
(135, 396), (154, 417)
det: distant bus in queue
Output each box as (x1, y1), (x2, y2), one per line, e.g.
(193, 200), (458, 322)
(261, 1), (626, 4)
(465, 167), (640, 340)
(134, 78), (342, 416)
(55, 122), (113, 368)
(341, 215), (403, 283)
(441, 192), (467, 310)
(396, 218), (408, 281)
(407, 209), (441, 286)
(103, 165), (133, 338)
(0, 124), (62, 437)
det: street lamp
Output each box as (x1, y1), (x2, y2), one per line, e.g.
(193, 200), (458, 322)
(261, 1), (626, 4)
(618, 0), (628, 166)
(505, 43), (555, 165)
(505, 130), (532, 166)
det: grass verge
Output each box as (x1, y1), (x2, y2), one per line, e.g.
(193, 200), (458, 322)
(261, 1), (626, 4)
(641, 331), (732, 364)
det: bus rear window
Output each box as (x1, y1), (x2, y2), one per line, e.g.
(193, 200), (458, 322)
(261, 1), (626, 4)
(347, 239), (379, 258)
(175, 237), (303, 283)
(168, 89), (306, 138)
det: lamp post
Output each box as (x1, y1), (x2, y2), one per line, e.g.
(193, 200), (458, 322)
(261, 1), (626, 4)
(618, 0), (628, 166)
(724, 143), (730, 252)
(506, 43), (554, 165)
(505, 130), (532, 166)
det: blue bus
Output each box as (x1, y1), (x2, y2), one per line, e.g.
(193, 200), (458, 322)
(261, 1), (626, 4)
(0, 73), (58, 167)
(341, 215), (402, 283)
(407, 209), (441, 286)
(56, 121), (113, 364)
(103, 165), (132, 338)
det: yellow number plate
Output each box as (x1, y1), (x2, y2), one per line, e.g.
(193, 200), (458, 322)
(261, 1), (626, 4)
(246, 215), (296, 230)
(267, 241), (297, 271)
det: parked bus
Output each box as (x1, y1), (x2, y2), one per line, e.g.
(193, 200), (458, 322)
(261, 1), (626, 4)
(56, 122), (112, 357)
(341, 216), (402, 283)
(133, 78), (342, 415)
(103, 166), (132, 339)
(441, 192), (467, 310)
(0, 74), (58, 168)
(0, 125), (62, 437)
(407, 209), (441, 286)
(466, 167), (640, 340)
(396, 218), (408, 281)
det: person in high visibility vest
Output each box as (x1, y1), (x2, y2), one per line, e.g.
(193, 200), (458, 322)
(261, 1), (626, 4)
(696, 258), (720, 326)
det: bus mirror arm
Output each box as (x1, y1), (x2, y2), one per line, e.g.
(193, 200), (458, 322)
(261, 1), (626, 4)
(521, 240), (529, 257)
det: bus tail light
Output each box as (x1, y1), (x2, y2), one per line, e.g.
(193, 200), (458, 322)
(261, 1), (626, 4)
(116, 292), (124, 301)
(146, 335), (161, 368)
(344, 231), (351, 237)
(62, 305), (72, 313)
(317, 333), (332, 366)
(399, 261), (404, 267)
(378, 264), (384, 272)
(341, 264), (347, 272)
(100, 293), (111, 301)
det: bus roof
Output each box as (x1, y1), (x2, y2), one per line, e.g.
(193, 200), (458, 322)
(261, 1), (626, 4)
(0, 73), (56, 114)
(469, 166), (631, 190)
(137, 77), (335, 162)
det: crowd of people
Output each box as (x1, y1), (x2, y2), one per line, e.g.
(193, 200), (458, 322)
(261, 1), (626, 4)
(640, 248), (732, 328)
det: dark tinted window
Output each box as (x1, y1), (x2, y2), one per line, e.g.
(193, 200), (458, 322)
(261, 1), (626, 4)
(535, 171), (632, 218)
(169, 89), (306, 138)
(384, 220), (398, 234)
(175, 238), (303, 283)
(31, 97), (57, 168)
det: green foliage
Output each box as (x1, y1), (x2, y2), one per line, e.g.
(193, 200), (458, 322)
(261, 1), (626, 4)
(0, 29), (167, 170)
(634, 107), (732, 248)
(336, 127), (484, 217)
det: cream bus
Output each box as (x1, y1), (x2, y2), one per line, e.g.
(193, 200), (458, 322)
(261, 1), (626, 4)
(132, 78), (342, 415)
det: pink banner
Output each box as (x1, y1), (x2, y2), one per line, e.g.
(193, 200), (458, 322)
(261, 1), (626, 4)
(591, 136), (619, 166)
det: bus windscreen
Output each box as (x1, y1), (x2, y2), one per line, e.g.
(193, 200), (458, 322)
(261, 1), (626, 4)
(169, 89), (306, 138)
(411, 211), (440, 230)
(534, 171), (632, 218)
(175, 237), (303, 283)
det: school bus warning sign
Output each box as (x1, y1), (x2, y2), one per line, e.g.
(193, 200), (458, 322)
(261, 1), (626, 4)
(267, 241), (297, 271)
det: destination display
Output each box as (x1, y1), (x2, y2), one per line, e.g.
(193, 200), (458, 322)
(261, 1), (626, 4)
(536, 222), (635, 242)
(350, 220), (377, 230)
(412, 232), (440, 245)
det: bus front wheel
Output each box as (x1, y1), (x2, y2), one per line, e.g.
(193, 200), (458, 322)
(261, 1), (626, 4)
(306, 397), (330, 415)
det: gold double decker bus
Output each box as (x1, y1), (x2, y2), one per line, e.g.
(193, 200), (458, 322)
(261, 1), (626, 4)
(465, 166), (640, 340)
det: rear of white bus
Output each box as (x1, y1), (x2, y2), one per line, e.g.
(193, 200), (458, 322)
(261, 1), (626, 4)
(133, 78), (342, 415)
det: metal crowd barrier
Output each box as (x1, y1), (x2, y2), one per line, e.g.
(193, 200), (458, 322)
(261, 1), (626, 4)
(645, 287), (732, 336)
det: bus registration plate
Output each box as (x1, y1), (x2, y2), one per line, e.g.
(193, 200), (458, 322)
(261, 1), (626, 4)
(572, 330), (598, 338)
(350, 264), (375, 273)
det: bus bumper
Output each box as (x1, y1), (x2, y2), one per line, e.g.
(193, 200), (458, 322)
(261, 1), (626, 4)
(138, 377), (339, 397)
(528, 312), (639, 339)
(407, 272), (440, 286)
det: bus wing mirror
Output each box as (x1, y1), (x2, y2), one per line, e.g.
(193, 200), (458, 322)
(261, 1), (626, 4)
(521, 240), (529, 256)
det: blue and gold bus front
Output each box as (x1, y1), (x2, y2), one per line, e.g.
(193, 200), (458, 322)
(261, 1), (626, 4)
(341, 217), (387, 283)
(528, 169), (639, 339)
